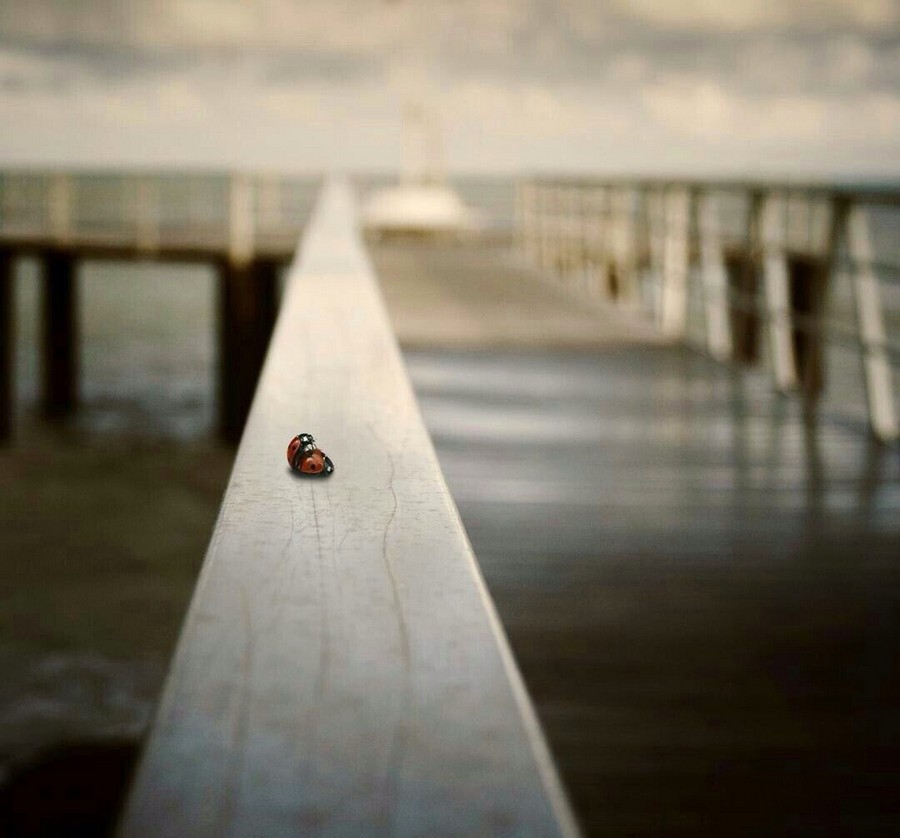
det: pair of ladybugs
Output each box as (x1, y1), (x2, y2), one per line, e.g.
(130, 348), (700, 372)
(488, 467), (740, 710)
(287, 433), (334, 476)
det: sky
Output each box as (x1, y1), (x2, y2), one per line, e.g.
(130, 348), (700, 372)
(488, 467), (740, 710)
(0, 0), (899, 177)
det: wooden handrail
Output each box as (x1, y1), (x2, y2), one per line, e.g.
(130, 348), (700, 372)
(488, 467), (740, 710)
(117, 178), (579, 837)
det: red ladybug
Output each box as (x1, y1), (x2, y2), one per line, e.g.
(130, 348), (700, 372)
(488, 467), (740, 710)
(287, 433), (334, 476)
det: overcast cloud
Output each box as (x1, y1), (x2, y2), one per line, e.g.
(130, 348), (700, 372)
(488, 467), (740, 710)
(0, 0), (898, 175)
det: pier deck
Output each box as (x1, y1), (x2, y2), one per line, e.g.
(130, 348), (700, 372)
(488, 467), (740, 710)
(370, 240), (900, 836)
(370, 240), (665, 349)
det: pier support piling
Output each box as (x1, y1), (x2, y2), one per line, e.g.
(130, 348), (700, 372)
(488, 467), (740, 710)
(217, 258), (278, 444)
(788, 254), (826, 399)
(0, 249), (13, 442)
(725, 252), (760, 364)
(41, 250), (77, 418)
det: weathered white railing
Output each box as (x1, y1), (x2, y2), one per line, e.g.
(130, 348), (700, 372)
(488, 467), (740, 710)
(116, 178), (578, 837)
(0, 170), (318, 261)
(518, 179), (900, 442)
(0, 171), (323, 443)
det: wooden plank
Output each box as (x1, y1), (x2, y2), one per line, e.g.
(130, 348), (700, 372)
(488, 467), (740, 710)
(0, 248), (12, 442)
(41, 249), (77, 417)
(118, 178), (578, 838)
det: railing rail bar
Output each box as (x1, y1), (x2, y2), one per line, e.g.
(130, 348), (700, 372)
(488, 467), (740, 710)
(529, 175), (900, 207)
(117, 177), (579, 838)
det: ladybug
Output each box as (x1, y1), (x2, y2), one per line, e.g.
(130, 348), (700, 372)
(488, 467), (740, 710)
(287, 433), (334, 476)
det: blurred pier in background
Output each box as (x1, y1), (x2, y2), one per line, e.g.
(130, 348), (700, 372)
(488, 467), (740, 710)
(3, 172), (898, 445)
(516, 178), (900, 442)
(0, 171), (318, 442)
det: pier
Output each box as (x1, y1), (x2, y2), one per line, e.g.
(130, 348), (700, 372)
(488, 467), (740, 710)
(1, 172), (898, 836)
(517, 178), (900, 441)
(0, 172), (317, 442)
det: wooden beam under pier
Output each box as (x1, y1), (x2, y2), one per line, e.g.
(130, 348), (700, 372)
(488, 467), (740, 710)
(788, 254), (826, 398)
(41, 250), (78, 418)
(725, 252), (761, 364)
(0, 235), (295, 267)
(217, 258), (278, 444)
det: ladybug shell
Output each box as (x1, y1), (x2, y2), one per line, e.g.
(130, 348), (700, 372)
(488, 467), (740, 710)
(287, 438), (328, 474)
(299, 450), (326, 474)
(287, 437), (303, 467)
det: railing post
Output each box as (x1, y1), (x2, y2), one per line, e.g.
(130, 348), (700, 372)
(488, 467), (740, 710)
(608, 187), (633, 301)
(646, 186), (666, 323)
(574, 187), (588, 290)
(545, 184), (561, 275)
(660, 186), (691, 338)
(553, 184), (566, 277)
(786, 190), (809, 253)
(582, 186), (606, 299)
(563, 186), (582, 285)
(229, 173), (255, 267)
(48, 173), (72, 244)
(257, 174), (281, 231)
(41, 250), (78, 417)
(699, 191), (733, 361)
(760, 192), (798, 392)
(846, 204), (898, 441)
(556, 186), (570, 283)
(518, 180), (537, 263)
(0, 248), (13, 442)
(536, 183), (550, 272)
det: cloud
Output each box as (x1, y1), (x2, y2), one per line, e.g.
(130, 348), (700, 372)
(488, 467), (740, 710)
(613, 0), (900, 33)
(0, 0), (898, 174)
(0, 0), (410, 53)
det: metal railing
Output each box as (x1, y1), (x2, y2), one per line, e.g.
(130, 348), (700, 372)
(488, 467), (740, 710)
(516, 179), (900, 442)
